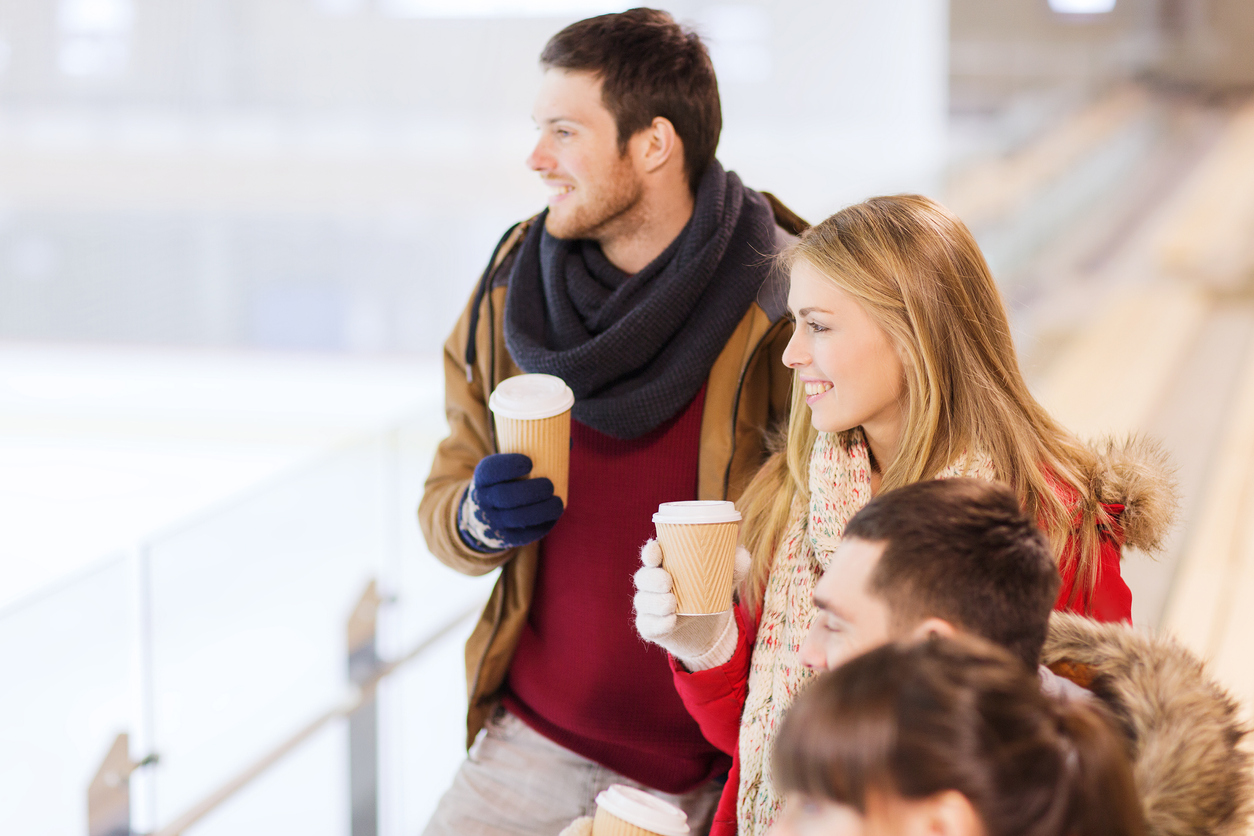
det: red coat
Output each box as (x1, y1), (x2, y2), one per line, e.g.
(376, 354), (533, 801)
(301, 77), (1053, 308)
(673, 501), (1132, 836)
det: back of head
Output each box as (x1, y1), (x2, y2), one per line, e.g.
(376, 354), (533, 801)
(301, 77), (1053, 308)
(844, 477), (1061, 668)
(774, 635), (1146, 836)
(540, 8), (721, 190)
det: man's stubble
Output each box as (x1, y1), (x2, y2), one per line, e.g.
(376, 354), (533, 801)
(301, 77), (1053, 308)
(544, 152), (647, 248)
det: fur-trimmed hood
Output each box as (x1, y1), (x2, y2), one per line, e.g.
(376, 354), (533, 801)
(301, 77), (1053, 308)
(1085, 435), (1179, 553)
(1043, 612), (1253, 836)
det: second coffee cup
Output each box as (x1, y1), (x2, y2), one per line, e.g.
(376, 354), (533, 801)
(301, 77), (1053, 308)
(652, 500), (742, 615)
(592, 784), (689, 836)
(488, 373), (575, 505)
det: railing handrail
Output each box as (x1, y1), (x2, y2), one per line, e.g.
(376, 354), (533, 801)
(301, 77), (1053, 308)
(151, 596), (483, 836)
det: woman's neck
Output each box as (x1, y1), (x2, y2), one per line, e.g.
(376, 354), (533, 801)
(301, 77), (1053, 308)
(862, 418), (901, 496)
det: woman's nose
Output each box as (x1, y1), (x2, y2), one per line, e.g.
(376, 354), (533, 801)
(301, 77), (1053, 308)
(781, 328), (808, 369)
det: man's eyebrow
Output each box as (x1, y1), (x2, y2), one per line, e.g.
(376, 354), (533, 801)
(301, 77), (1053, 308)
(537, 116), (584, 126)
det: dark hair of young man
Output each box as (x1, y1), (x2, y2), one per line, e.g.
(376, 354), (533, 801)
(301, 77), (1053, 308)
(540, 7), (721, 191)
(842, 478), (1062, 668)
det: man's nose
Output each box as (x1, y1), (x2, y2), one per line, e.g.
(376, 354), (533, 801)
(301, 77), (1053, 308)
(799, 626), (825, 671)
(527, 137), (552, 172)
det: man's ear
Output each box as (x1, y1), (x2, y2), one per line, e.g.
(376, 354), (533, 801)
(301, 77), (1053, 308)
(634, 116), (682, 175)
(908, 617), (957, 643)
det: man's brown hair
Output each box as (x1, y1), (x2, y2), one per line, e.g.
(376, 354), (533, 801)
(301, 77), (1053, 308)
(540, 8), (721, 191)
(775, 636), (1146, 836)
(843, 477), (1061, 668)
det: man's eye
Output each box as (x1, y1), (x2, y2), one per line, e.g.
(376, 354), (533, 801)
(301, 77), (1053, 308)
(799, 798), (823, 817)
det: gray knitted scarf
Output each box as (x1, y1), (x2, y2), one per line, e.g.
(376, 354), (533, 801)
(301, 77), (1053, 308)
(503, 161), (778, 440)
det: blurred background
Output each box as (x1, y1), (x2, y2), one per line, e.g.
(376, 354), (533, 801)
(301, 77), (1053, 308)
(3, 0), (1254, 833)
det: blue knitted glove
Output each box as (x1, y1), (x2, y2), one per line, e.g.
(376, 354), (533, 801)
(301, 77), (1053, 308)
(457, 453), (564, 551)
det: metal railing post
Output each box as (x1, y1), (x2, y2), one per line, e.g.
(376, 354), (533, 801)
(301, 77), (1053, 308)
(128, 543), (158, 831)
(88, 733), (133, 836)
(347, 580), (382, 836)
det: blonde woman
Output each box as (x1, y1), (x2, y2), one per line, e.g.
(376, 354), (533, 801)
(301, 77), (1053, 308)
(631, 194), (1174, 836)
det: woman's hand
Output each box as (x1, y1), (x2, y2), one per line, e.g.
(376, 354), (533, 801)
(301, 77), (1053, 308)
(632, 539), (749, 671)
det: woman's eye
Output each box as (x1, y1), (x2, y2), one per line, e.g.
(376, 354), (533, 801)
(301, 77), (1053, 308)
(806, 320), (828, 334)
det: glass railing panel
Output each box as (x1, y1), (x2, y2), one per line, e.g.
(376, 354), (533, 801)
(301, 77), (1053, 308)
(386, 616), (480, 833)
(177, 718), (349, 836)
(0, 557), (130, 836)
(383, 413), (499, 833)
(146, 437), (389, 832)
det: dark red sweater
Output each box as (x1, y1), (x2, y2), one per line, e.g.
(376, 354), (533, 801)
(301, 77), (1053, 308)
(503, 385), (731, 793)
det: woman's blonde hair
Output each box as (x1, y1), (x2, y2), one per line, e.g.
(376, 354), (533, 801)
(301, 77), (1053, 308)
(739, 194), (1107, 613)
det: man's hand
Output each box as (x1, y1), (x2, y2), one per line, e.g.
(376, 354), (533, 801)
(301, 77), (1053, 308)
(458, 453), (564, 551)
(633, 539), (750, 671)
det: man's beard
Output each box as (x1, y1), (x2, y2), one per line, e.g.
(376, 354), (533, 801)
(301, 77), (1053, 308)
(544, 160), (644, 243)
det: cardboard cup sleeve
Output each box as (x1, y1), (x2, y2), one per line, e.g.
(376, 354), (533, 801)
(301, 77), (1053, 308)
(493, 411), (571, 504)
(653, 501), (743, 615)
(489, 374), (575, 505)
(592, 785), (689, 836)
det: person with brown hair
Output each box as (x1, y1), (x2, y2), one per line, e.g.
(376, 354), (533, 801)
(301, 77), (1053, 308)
(633, 194), (1178, 835)
(772, 635), (1146, 836)
(419, 8), (803, 835)
(799, 477), (1063, 674)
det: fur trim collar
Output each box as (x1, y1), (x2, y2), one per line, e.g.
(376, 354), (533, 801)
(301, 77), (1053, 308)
(1043, 613), (1253, 836)
(1087, 435), (1179, 553)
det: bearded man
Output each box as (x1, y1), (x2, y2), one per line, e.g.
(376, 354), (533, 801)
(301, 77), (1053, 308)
(418, 9), (802, 836)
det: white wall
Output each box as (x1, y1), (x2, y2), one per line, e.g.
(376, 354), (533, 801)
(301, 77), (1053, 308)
(0, 0), (950, 350)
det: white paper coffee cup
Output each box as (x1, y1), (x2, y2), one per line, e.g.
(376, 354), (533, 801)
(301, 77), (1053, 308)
(488, 374), (575, 504)
(592, 785), (690, 836)
(652, 501), (742, 615)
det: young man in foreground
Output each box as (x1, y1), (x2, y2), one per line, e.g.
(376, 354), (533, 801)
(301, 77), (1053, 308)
(419, 9), (800, 835)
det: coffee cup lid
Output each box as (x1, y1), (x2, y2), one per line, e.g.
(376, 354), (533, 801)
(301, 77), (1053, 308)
(595, 785), (690, 836)
(652, 500), (742, 525)
(488, 374), (575, 420)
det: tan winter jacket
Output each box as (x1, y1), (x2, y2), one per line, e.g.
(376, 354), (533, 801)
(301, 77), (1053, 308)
(1044, 612), (1253, 836)
(419, 204), (802, 747)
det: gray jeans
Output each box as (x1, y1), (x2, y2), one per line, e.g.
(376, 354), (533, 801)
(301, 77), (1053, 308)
(422, 708), (724, 836)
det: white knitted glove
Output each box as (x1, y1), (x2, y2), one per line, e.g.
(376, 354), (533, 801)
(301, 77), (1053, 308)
(633, 539), (750, 672)
(559, 817), (594, 836)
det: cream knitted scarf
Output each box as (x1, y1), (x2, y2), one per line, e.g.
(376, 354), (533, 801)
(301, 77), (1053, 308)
(736, 430), (996, 835)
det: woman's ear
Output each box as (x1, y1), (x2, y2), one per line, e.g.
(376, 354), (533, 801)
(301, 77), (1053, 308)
(920, 790), (983, 836)
(873, 789), (983, 836)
